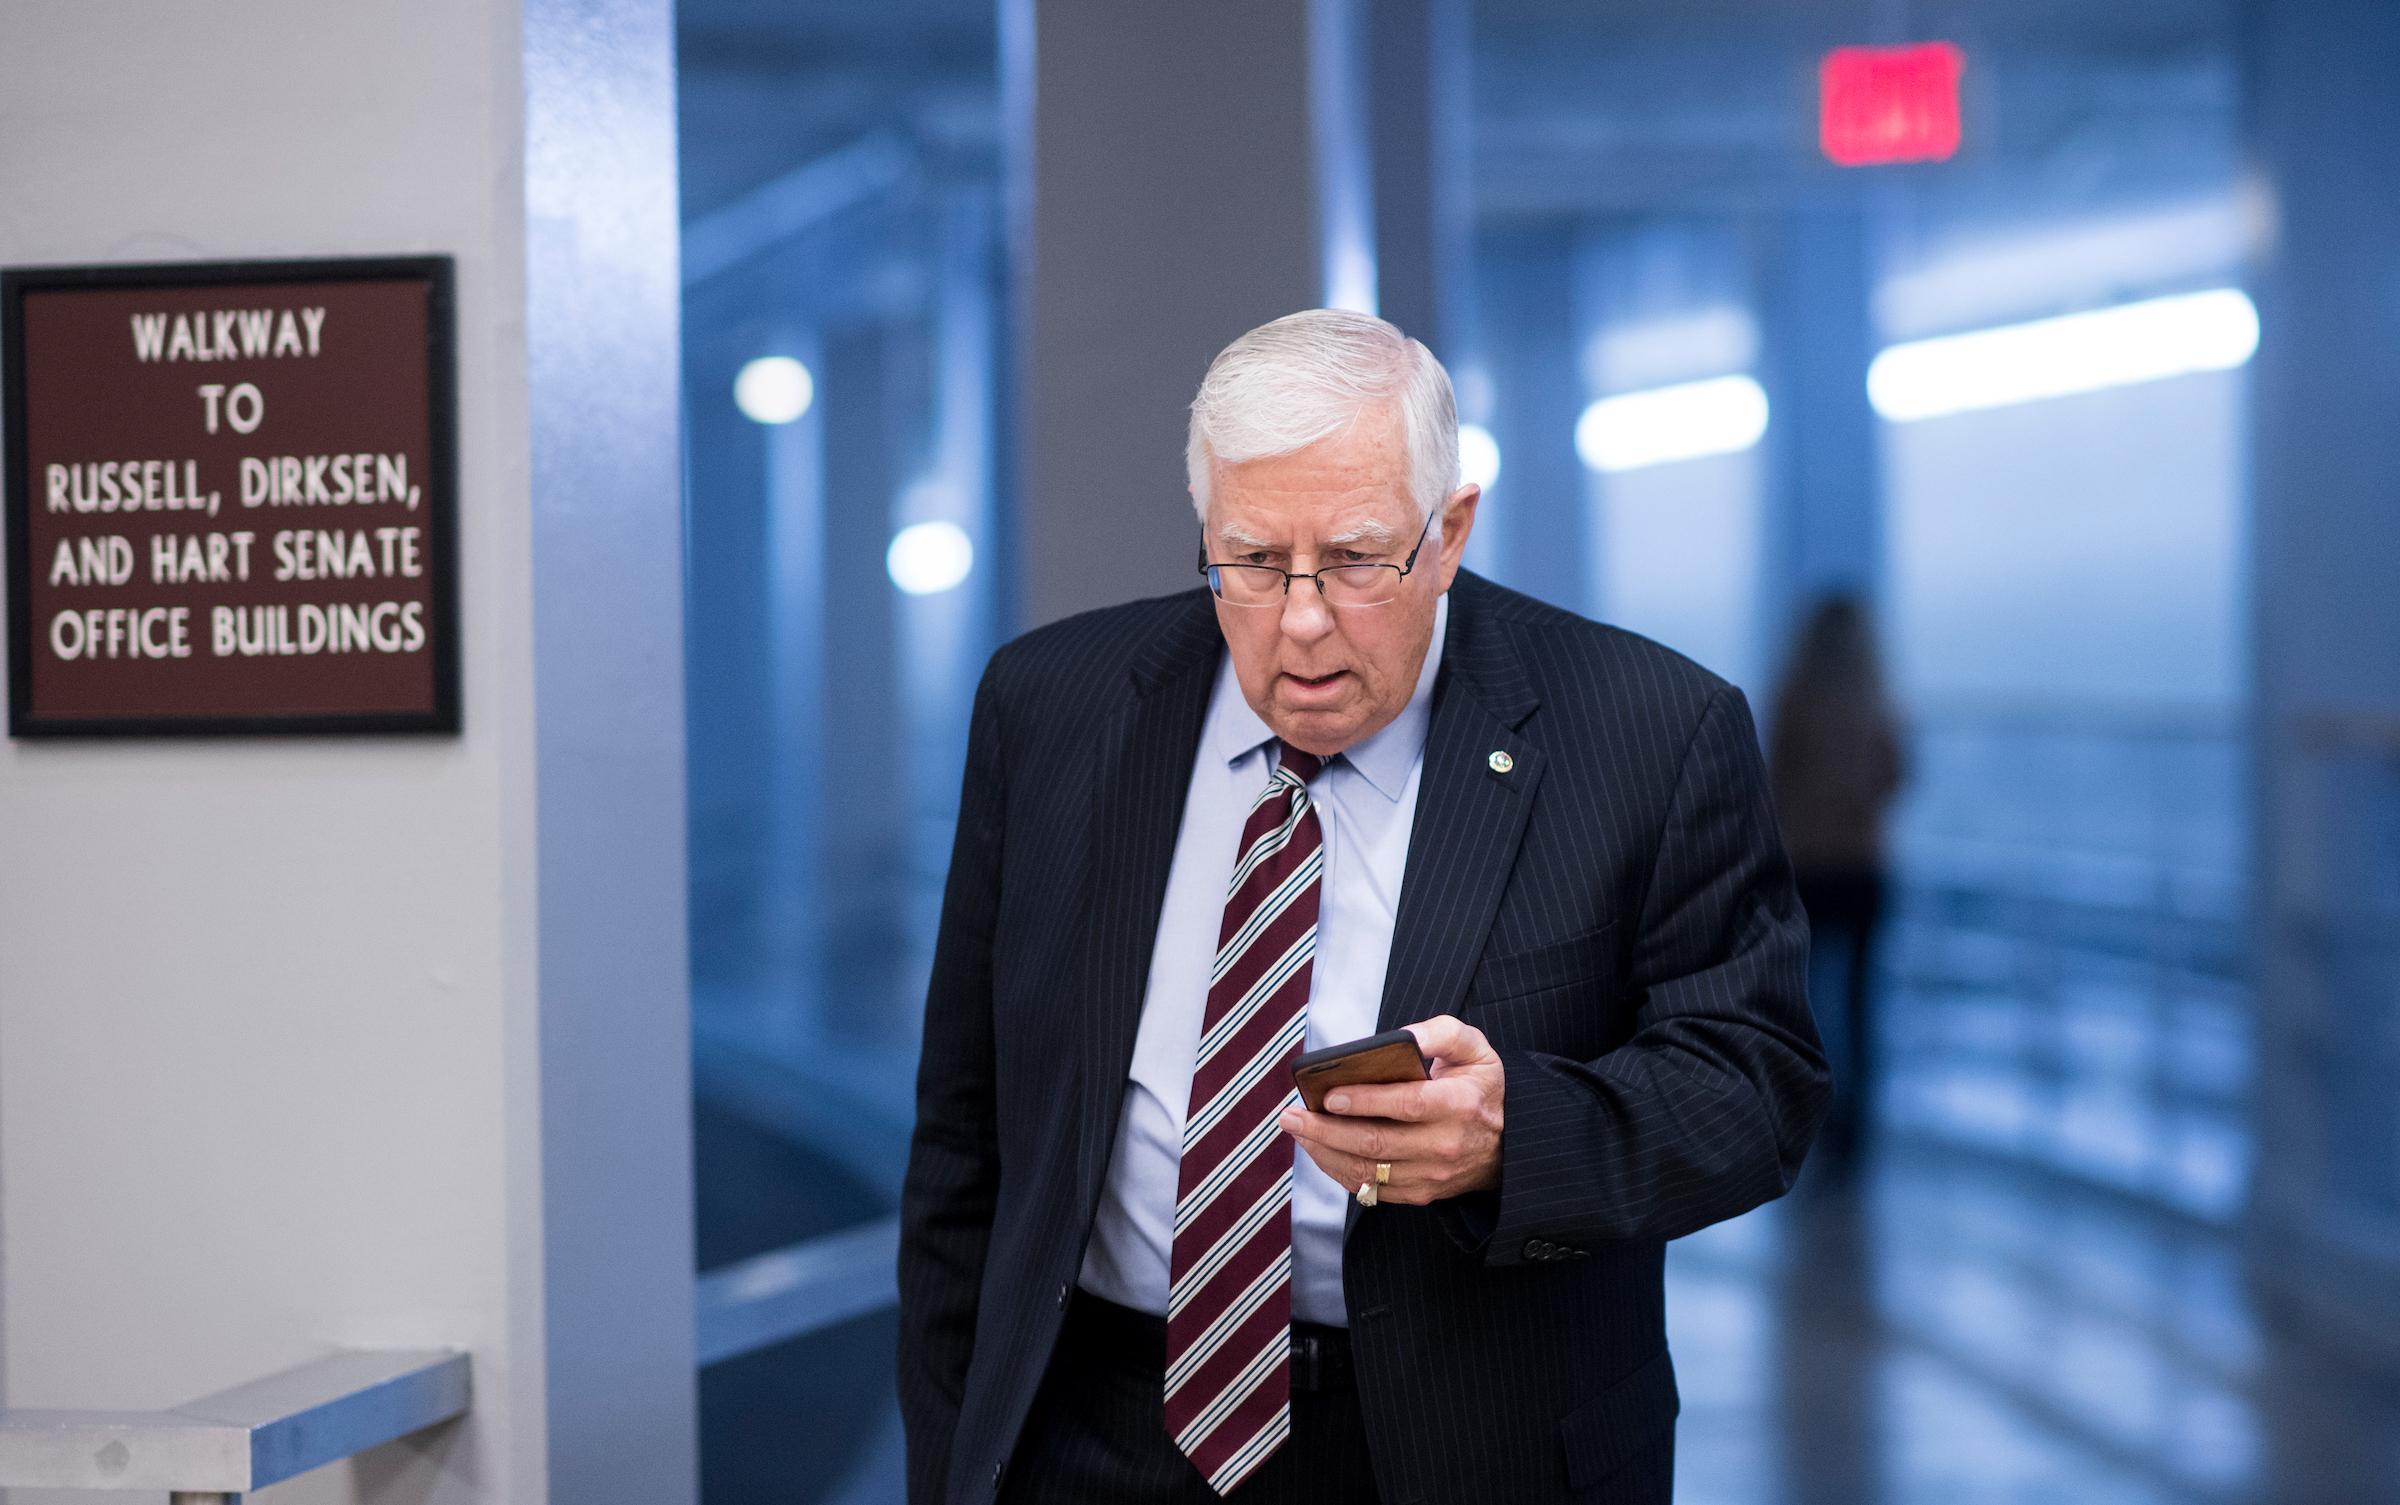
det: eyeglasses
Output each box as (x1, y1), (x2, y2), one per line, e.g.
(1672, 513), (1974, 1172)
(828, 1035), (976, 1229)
(1198, 512), (1435, 609)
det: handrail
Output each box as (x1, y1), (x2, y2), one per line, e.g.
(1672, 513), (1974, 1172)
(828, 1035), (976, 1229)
(696, 1215), (900, 1367)
(0, 1349), (468, 1501)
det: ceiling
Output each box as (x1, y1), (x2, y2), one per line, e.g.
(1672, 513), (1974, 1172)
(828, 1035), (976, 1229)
(673, 0), (2241, 293)
(1469, 0), (2238, 229)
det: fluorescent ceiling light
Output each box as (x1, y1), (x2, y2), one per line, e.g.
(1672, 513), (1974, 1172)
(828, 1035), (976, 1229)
(888, 520), (974, 595)
(1576, 375), (1769, 474)
(1458, 424), (1502, 489)
(1868, 288), (2258, 422)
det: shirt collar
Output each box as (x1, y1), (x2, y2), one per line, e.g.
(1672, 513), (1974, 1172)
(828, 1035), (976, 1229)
(1207, 592), (1449, 803)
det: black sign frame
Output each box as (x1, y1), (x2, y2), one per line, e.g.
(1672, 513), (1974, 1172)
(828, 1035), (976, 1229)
(4, 255), (460, 737)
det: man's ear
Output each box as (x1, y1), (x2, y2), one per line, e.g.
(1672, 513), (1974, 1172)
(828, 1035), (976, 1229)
(1434, 484), (1480, 591)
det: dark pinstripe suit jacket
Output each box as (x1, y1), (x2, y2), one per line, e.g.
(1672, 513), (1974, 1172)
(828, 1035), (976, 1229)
(900, 572), (1828, 1505)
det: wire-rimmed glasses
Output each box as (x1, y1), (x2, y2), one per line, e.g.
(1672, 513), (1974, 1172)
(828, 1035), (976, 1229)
(1198, 512), (1435, 609)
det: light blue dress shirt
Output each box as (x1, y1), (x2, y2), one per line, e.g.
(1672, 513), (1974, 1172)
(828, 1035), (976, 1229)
(1078, 595), (1448, 1327)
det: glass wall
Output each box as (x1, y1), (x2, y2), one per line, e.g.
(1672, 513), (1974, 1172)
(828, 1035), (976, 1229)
(679, 3), (999, 1499)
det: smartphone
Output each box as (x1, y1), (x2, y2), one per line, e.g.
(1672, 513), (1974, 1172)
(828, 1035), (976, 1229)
(1290, 1028), (1431, 1114)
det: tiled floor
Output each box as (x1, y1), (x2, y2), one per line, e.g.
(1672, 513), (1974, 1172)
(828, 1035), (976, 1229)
(1667, 1136), (2400, 1505)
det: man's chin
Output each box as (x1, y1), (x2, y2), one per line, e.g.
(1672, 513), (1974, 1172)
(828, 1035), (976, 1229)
(1267, 706), (1363, 757)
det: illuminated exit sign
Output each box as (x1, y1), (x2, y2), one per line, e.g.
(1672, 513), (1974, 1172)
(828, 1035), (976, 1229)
(1819, 43), (1964, 166)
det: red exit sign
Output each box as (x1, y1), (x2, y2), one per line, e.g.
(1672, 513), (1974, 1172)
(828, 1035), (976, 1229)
(1819, 43), (1965, 166)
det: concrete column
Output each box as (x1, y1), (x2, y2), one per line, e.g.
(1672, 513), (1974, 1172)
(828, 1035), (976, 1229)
(1759, 208), (1883, 672)
(0, 3), (695, 1501)
(2245, 0), (2400, 1365)
(524, 2), (695, 1497)
(1367, 0), (1474, 363)
(764, 342), (826, 1000)
(683, 333), (790, 989)
(819, 320), (922, 1040)
(1474, 225), (1583, 611)
(1009, 0), (1354, 626)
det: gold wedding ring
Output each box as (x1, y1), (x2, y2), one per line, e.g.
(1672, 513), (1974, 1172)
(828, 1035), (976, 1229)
(1375, 1162), (1392, 1186)
(1356, 1180), (1378, 1208)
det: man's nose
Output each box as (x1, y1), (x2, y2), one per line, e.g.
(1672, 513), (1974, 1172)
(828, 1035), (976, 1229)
(1279, 580), (1334, 642)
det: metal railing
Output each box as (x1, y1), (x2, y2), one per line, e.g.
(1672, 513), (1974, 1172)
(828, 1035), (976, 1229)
(1881, 700), (2253, 1224)
(697, 1216), (901, 1367)
(691, 1027), (910, 1368)
(0, 1349), (468, 1503)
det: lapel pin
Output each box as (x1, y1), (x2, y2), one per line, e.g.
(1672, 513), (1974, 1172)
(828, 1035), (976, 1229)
(1488, 750), (1514, 773)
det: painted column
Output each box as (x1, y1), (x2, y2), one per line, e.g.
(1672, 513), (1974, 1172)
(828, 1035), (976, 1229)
(1759, 206), (1882, 677)
(1474, 225), (1582, 611)
(1009, 0), (1362, 625)
(1367, 0), (1474, 365)
(525, 0), (696, 1492)
(818, 319), (920, 1040)
(2245, 0), (2400, 1365)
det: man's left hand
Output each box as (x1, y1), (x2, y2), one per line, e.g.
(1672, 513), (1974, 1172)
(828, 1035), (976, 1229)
(1278, 1015), (1506, 1205)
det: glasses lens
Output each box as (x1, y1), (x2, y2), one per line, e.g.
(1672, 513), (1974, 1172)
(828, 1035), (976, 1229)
(1210, 565), (1286, 606)
(1319, 565), (1401, 606)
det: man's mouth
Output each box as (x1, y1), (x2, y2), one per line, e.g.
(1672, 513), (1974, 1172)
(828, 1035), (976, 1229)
(1280, 669), (1349, 703)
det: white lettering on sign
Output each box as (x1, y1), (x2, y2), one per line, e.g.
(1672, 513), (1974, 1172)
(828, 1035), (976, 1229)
(238, 452), (414, 509)
(269, 527), (423, 582)
(44, 461), (220, 517)
(209, 601), (423, 657)
(225, 383), (263, 434)
(46, 535), (134, 587)
(130, 307), (325, 362)
(48, 606), (191, 661)
(149, 532), (247, 585)
(131, 314), (168, 361)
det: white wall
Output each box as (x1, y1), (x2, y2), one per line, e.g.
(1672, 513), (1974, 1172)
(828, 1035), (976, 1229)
(0, 4), (691, 1503)
(1885, 369), (2248, 707)
(1590, 449), (1766, 703)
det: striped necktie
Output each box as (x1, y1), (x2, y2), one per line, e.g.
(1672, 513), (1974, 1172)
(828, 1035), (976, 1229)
(1167, 742), (1324, 1495)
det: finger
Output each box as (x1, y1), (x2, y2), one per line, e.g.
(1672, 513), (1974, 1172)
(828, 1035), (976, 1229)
(1280, 1107), (1393, 1160)
(1322, 1079), (1426, 1120)
(1280, 1122), (1374, 1188)
(1293, 1137), (1361, 1191)
(1290, 1136), (1386, 1197)
(1405, 1014), (1493, 1071)
(1286, 1107), (1465, 1169)
(1303, 1146), (1444, 1207)
(1324, 1077), (1476, 1122)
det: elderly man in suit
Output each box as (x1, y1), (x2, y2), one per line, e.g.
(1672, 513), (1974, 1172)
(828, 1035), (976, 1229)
(900, 310), (1827, 1505)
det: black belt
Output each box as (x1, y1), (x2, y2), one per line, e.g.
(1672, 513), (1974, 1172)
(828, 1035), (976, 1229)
(1062, 1289), (1357, 1394)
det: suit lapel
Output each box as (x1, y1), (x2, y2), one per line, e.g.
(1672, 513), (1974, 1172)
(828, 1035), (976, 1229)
(1075, 592), (1223, 1216)
(1376, 574), (1546, 1033)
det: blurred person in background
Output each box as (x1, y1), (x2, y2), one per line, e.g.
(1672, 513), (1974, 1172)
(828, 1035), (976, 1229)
(1770, 597), (1905, 1171)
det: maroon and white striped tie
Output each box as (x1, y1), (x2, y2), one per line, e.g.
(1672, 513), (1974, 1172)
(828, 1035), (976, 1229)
(1167, 743), (1323, 1495)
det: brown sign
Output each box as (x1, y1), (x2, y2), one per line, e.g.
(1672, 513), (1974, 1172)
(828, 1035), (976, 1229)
(5, 257), (457, 735)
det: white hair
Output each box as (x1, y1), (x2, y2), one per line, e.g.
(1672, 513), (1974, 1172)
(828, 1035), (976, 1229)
(1186, 309), (1460, 530)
